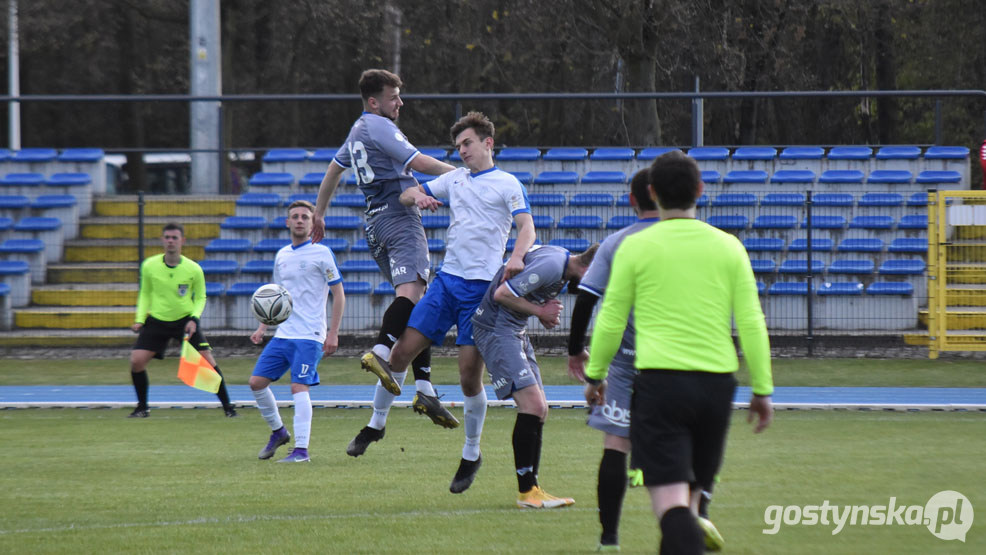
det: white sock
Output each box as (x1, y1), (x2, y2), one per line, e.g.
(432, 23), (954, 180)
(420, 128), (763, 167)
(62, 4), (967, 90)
(462, 389), (487, 461)
(372, 344), (392, 361)
(292, 391), (312, 449)
(252, 387), (283, 431)
(415, 379), (436, 397)
(368, 370), (407, 430)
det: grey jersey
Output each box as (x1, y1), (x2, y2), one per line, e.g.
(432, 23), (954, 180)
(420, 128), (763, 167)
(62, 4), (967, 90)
(472, 245), (570, 333)
(333, 112), (422, 220)
(578, 218), (660, 366)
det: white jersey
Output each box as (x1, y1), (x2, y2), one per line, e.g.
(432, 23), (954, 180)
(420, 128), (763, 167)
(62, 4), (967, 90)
(423, 166), (530, 280)
(272, 240), (343, 341)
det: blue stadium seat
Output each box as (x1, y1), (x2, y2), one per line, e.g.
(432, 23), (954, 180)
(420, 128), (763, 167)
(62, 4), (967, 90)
(813, 193), (854, 207)
(915, 170), (962, 185)
(12, 148), (57, 163)
(427, 238), (445, 252)
(528, 215), (555, 229)
(249, 172), (294, 188)
(752, 215), (797, 229)
(236, 193), (281, 219)
(528, 193), (566, 207)
(418, 147), (448, 161)
(0, 173), (44, 196)
(760, 193), (805, 206)
(701, 170), (721, 185)
(722, 170), (768, 184)
(533, 171), (579, 185)
(299, 172), (325, 188)
(879, 259), (926, 275)
(351, 239), (370, 252)
(205, 238), (251, 256)
(510, 172), (534, 185)
(241, 259), (275, 276)
(569, 193), (614, 206)
(849, 216), (894, 230)
(286, 193), (318, 205)
(857, 193), (904, 207)
(779, 147), (824, 160)
(828, 259), (875, 274)
(590, 147), (634, 161)
(580, 171), (627, 185)
(199, 259), (238, 279)
(875, 146), (920, 160)
(637, 147), (681, 162)
(505, 237), (542, 252)
(548, 238), (590, 252)
(449, 150), (462, 162)
(557, 215), (603, 229)
(269, 216), (287, 229)
(263, 149), (308, 163)
(757, 282), (767, 295)
(818, 170), (864, 184)
(616, 194), (630, 207)
(732, 146), (777, 161)
(339, 259), (381, 273)
(687, 147), (730, 161)
(544, 147), (587, 161)
(496, 147), (541, 162)
(837, 238), (883, 253)
(923, 146), (969, 160)
(897, 214), (927, 229)
(750, 259), (776, 273)
(412, 171), (437, 184)
(768, 282), (811, 295)
(788, 238), (834, 253)
(867, 282), (913, 295)
(343, 281), (372, 295)
(713, 193), (757, 208)
(421, 215), (450, 229)
(320, 237), (350, 252)
(0, 195), (29, 216)
(227, 282), (265, 297)
(780, 259), (825, 274)
(866, 170), (913, 184)
(330, 193), (366, 208)
(57, 148), (104, 162)
(373, 281), (396, 296)
(324, 216), (362, 230)
(253, 238), (291, 254)
(827, 146), (872, 161)
(309, 148), (338, 163)
(743, 238), (785, 252)
(770, 170), (816, 184)
(801, 215), (846, 229)
(606, 215), (638, 229)
(706, 215), (748, 230)
(696, 194), (710, 207)
(45, 173), (90, 188)
(817, 282), (864, 296)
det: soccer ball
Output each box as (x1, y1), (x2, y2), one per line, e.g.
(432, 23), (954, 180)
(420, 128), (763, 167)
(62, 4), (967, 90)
(251, 283), (293, 326)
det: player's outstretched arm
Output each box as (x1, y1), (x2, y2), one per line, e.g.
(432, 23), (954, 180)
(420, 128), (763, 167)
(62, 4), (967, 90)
(250, 324), (268, 345)
(400, 184), (443, 212)
(312, 162), (345, 243)
(324, 282), (345, 355)
(409, 153), (455, 175)
(503, 213), (536, 281)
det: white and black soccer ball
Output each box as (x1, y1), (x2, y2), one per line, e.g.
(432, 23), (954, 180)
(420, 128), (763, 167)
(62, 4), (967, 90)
(251, 283), (293, 326)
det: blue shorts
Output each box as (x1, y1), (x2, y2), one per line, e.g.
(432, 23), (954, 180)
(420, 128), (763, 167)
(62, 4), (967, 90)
(407, 272), (490, 346)
(252, 337), (322, 386)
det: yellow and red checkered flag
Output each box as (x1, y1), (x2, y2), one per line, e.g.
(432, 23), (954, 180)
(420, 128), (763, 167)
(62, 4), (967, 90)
(178, 336), (222, 393)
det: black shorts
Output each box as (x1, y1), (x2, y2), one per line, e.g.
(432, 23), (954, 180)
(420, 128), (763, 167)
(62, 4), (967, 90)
(133, 315), (210, 360)
(630, 369), (737, 489)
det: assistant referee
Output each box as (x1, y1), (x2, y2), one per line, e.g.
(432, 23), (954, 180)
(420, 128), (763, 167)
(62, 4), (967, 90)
(584, 151), (773, 555)
(128, 223), (235, 418)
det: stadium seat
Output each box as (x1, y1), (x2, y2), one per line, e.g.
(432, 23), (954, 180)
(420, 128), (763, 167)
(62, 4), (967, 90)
(0, 239), (46, 284)
(731, 146), (777, 172)
(770, 170), (816, 185)
(837, 238), (884, 253)
(236, 192), (282, 219)
(606, 215), (638, 229)
(418, 147), (448, 161)
(779, 258), (825, 274)
(299, 172), (325, 189)
(897, 214), (927, 230)
(689, 147), (730, 175)
(888, 237), (927, 253)
(253, 238), (291, 254)
(752, 215), (797, 229)
(712, 193), (757, 207)
(339, 259), (381, 274)
(262, 149), (308, 176)
(31, 195), (79, 239)
(548, 237), (590, 252)
(826, 146), (872, 171)
(0, 173), (44, 197)
(525, 214), (554, 229)
(696, 194), (710, 207)
(879, 259), (925, 275)
(875, 146), (920, 171)
(286, 193), (318, 206)
(220, 216), (267, 243)
(248, 172), (294, 192)
(857, 193), (904, 207)
(580, 171), (627, 186)
(867, 282), (914, 295)
(817, 282), (864, 296)
(557, 215), (603, 229)
(268, 216), (288, 234)
(915, 170), (962, 185)
(706, 215), (748, 230)
(569, 193), (614, 207)
(0, 260), (30, 307)
(351, 239), (370, 252)
(828, 259), (876, 274)
(0, 195), (29, 220)
(241, 259), (275, 277)
(543, 147), (588, 172)
(743, 238), (785, 252)
(12, 217), (62, 263)
(636, 147), (681, 162)
(761, 192), (805, 206)
(757, 282), (766, 295)
(866, 170), (913, 185)
(818, 171), (865, 192)
(750, 259), (776, 273)
(505, 237), (542, 252)
(849, 216), (895, 230)
(324, 215), (363, 229)
(923, 146), (970, 175)
(0, 281), (9, 329)
(44, 173), (92, 217)
(768, 282), (811, 294)
(801, 215), (847, 229)
(427, 238), (445, 252)
(778, 146), (825, 173)
(701, 170), (721, 186)
(320, 237), (350, 253)
(589, 147), (634, 173)
(0, 216), (11, 242)
(497, 147), (542, 162)
(722, 170), (768, 185)
(533, 171), (579, 186)
(509, 171), (534, 185)
(412, 171), (437, 184)
(788, 238), (835, 254)
(421, 215), (450, 229)
(373, 281), (396, 296)
(10, 148), (58, 175)
(330, 193), (366, 208)
(813, 193), (855, 207)
(529, 193), (566, 207)
(199, 260), (238, 288)
(56, 148), (104, 197)
(205, 238), (252, 264)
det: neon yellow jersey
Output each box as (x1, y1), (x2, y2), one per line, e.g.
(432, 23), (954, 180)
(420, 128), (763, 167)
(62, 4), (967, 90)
(134, 254), (207, 324)
(586, 218), (773, 396)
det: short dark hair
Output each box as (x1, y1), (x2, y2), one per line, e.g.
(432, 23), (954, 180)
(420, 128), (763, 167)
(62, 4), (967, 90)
(648, 150), (702, 210)
(359, 69), (402, 100)
(450, 111), (495, 144)
(162, 222), (184, 236)
(287, 199), (315, 213)
(629, 169), (657, 212)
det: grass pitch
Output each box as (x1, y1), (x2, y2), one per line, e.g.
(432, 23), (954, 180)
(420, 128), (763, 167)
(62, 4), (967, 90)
(1, 407), (983, 553)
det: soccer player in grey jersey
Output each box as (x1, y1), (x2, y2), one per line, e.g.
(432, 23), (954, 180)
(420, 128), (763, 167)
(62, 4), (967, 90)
(472, 243), (598, 508)
(311, 69), (455, 416)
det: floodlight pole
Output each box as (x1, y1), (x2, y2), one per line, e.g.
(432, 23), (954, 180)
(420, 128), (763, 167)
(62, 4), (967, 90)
(189, 0), (221, 194)
(8, 0), (20, 150)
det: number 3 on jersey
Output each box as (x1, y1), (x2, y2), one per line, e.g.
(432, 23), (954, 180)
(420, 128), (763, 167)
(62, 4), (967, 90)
(349, 141), (375, 185)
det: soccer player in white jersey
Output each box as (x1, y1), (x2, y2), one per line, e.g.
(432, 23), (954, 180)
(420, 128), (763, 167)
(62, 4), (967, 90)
(311, 69), (455, 412)
(249, 200), (345, 463)
(350, 112), (536, 494)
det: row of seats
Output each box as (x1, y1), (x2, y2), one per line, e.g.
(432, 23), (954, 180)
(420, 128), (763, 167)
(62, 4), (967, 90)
(745, 237), (925, 254)
(751, 258), (924, 275)
(706, 214), (927, 231)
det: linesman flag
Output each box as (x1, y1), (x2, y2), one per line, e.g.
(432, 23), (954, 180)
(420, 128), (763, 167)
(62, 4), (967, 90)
(178, 336), (222, 393)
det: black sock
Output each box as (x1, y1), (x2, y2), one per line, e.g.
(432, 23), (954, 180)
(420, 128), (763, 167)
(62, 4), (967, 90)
(598, 449), (628, 545)
(376, 296), (416, 348)
(698, 489), (713, 519)
(131, 371), (149, 409)
(213, 365), (232, 409)
(659, 506), (703, 555)
(411, 347), (431, 383)
(532, 418), (544, 480)
(512, 413), (541, 493)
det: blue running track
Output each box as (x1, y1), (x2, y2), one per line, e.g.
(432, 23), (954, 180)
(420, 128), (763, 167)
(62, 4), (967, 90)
(2, 385), (985, 411)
